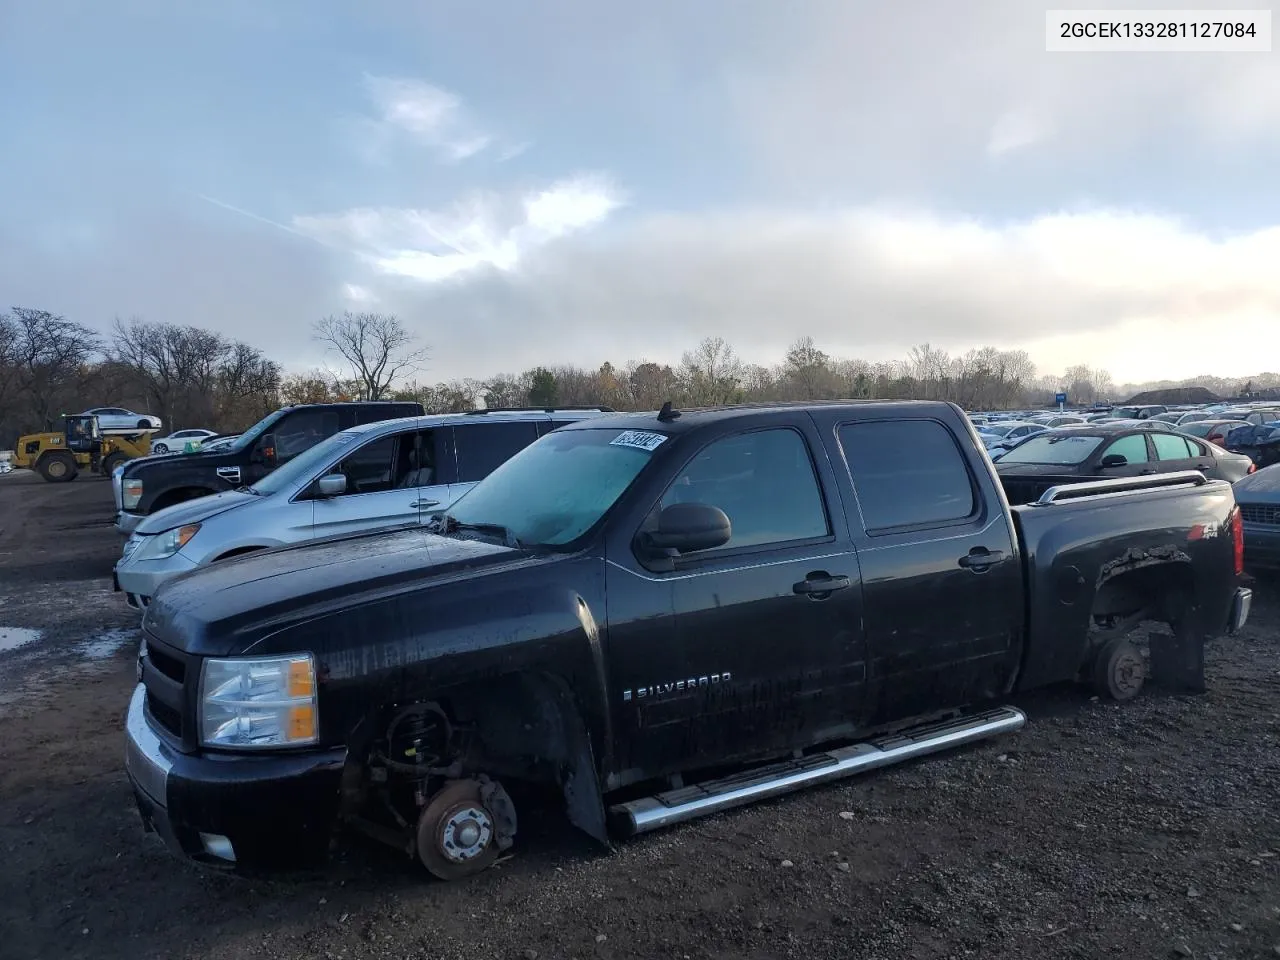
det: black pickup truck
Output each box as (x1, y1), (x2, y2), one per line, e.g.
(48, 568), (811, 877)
(114, 401), (424, 535)
(124, 400), (1252, 878)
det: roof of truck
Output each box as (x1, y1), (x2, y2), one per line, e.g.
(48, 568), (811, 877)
(557, 399), (955, 436)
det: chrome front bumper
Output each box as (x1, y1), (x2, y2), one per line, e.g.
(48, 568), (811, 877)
(115, 511), (144, 536)
(124, 684), (172, 808)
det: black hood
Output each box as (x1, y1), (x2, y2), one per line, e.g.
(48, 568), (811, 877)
(143, 526), (557, 656)
(124, 447), (240, 476)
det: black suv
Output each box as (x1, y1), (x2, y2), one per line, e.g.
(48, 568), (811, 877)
(113, 401), (424, 535)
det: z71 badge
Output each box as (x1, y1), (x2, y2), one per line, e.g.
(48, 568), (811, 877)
(623, 672), (732, 702)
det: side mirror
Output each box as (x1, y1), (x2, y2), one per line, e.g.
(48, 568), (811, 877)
(641, 502), (732, 558)
(316, 473), (346, 498)
(255, 434), (277, 467)
(1100, 454), (1128, 468)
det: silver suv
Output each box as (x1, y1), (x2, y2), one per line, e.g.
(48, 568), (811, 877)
(112, 407), (612, 610)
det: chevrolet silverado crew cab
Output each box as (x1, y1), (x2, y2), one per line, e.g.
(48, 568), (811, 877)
(112, 407), (614, 611)
(125, 400), (1252, 879)
(113, 401), (425, 535)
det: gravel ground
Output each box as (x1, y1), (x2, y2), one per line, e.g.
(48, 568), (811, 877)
(1, 469), (1277, 960)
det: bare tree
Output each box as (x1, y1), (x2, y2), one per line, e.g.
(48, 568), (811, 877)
(8, 307), (102, 429)
(679, 336), (743, 405)
(313, 311), (429, 401)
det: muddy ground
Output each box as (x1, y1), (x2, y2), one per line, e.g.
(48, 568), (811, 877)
(0, 468), (1277, 960)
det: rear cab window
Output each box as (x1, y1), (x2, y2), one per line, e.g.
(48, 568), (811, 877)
(838, 420), (977, 532)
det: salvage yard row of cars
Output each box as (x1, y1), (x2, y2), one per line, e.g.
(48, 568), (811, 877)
(105, 397), (1265, 881)
(968, 399), (1280, 569)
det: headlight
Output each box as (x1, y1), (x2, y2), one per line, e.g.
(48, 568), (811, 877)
(133, 524), (200, 561)
(123, 478), (143, 509)
(200, 654), (318, 749)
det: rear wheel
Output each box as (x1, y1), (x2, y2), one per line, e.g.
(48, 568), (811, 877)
(101, 452), (127, 476)
(152, 442), (169, 454)
(38, 452), (78, 483)
(136, 419), (151, 429)
(1093, 637), (1146, 701)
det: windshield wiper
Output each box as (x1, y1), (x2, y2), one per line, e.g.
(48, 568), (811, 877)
(431, 513), (521, 548)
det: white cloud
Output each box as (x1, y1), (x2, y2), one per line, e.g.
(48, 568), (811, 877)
(358, 74), (493, 163)
(349, 203), (1280, 385)
(987, 108), (1051, 158)
(292, 174), (624, 285)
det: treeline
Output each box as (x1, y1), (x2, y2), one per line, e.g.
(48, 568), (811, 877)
(4, 304), (1275, 449)
(0, 308), (280, 447)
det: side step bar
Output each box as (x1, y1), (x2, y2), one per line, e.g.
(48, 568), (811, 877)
(611, 706), (1026, 837)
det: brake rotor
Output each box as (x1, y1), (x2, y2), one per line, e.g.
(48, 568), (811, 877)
(416, 779), (501, 880)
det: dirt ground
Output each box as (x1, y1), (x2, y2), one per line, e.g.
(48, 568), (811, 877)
(0, 469), (1277, 960)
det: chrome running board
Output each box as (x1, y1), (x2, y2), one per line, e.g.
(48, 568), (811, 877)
(611, 705), (1026, 837)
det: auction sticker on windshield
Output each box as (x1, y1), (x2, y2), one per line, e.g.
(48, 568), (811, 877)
(610, 430), (668, 452)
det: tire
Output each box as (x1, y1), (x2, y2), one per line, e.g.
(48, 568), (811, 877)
(101, 452), (127, 476)
(137, 419), (152, 429)
(153, 443), (169, 454)
(1093, 637), (1146, 701)
(38, 452), (78, 483)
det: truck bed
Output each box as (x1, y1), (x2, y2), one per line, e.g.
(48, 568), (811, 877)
(1005, 469), (1240, 691)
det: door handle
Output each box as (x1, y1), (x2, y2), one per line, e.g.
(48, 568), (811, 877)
(958, 548), (1005, 571)
(410, 499), (440, 508)
(793, 574), (851, 596)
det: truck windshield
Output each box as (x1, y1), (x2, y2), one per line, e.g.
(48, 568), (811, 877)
(445, 427), (665, 546)
(251, 430), (364, 495)
(997, 433), (1105, 465)
(229, 410), (283, 452)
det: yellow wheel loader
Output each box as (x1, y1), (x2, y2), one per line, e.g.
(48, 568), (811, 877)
(13, 415), (156, 483)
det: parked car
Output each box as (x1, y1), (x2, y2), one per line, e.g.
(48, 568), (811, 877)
(1103, 418), (1177, 433)
(976, 420), (1046, 452)
(1029, 415), (1087, 428)
(113, 407), (614, 610)
(113, 401), (427, 535)
(1233, 464), (1280, 570)
(1215, 408), (1280, 427)
(1222, 422), (1280, 469)
(1180, 419), (1251, 447)
(124, 400), (1251, 877)
(81, 406), (163, 431)
(1108, 404), (1167, 420)
(150, 429), (218, 454)
(994, 424), (1256, 499)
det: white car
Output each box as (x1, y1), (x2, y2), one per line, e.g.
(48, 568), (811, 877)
(81, 407), (163, 431)
(150, 429), (218, 454)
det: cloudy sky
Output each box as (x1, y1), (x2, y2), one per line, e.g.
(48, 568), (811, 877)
(1, 0), (1277, 385)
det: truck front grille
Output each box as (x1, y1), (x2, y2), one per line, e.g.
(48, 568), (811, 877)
(140, 633), (195, 748)
(1240, 503), (1280, 526)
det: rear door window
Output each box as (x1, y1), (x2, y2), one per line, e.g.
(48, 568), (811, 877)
(1152, 434), (1193, 460)
(838, 420), (976, 532)
(453, 421), (540, 482)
